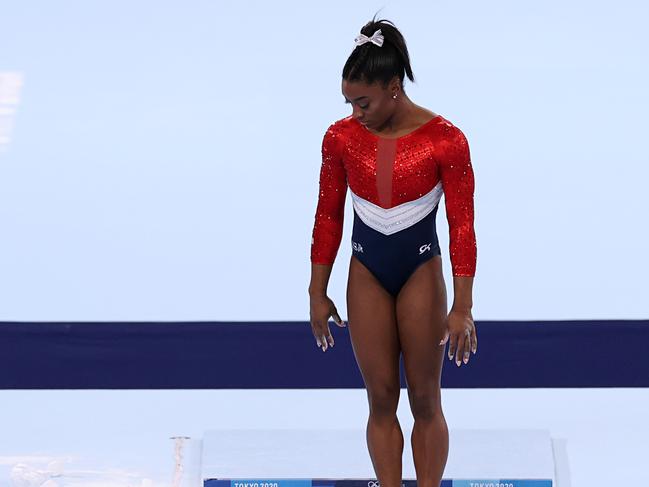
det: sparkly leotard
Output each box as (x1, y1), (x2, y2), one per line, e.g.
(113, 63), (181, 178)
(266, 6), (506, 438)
(310, 113), (476, 297)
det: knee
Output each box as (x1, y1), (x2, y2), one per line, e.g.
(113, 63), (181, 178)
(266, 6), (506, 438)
(367, 384), (400, 418)
(409, 390), (441, 421)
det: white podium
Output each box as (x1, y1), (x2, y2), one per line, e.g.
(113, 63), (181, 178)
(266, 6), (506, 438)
(202, 428), (555, 487)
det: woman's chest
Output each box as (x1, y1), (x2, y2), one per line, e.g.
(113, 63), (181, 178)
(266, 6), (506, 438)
(343, 136), (441, 208)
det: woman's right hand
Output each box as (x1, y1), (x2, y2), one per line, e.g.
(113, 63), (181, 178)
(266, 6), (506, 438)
(309, 294), (347, 352)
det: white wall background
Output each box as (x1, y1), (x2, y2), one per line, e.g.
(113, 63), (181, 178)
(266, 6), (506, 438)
(0, 0), (647, 321)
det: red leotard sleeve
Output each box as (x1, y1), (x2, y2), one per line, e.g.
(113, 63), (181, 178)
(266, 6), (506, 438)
(438, 126), (477, 277)
(310, 124), (348, 265)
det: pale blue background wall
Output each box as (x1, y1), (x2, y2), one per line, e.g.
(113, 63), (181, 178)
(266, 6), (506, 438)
(1, 0), (647, 321)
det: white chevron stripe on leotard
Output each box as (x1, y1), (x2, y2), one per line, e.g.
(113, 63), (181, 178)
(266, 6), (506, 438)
(349, 181), (443, 235)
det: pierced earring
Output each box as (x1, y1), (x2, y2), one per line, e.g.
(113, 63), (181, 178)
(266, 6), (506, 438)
(392, 93), (398, 99)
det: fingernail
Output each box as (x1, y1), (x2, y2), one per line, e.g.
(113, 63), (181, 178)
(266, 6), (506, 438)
(456, 359), (461, 367)
(463, 356), (468, 364)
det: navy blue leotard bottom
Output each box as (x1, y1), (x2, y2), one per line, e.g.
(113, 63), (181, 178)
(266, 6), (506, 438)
(350, 205), (442, 297)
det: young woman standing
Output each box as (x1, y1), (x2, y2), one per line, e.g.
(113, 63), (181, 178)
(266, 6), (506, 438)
(309, 16), (477, 487)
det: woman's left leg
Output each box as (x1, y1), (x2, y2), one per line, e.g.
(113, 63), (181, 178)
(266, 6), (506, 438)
(395, 254), (449, 487)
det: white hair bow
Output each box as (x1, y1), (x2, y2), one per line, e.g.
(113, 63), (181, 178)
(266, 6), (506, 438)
(354, 29), (384, 47)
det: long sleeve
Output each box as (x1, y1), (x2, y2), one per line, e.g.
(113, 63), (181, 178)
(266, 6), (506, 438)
(310, 124), (348, 265)
(438, 126), (477, 277)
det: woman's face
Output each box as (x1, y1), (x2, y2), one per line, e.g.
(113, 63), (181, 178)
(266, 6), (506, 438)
(341, 78), (397, 129)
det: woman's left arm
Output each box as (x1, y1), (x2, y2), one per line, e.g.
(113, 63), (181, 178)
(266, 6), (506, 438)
(437, 125), (477, 365)
(451, 276), (474, 313)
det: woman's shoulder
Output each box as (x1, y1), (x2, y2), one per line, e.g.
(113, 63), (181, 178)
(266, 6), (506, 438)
(326, 115), (357, 133)
(427, 112), (469, 144)
(322, 116), (357, 146)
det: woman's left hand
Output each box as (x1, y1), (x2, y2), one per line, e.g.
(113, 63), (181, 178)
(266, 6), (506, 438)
(440, 308), (477, 367)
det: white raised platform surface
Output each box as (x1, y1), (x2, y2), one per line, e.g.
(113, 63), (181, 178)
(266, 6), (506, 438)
(202, 428), (555, 486)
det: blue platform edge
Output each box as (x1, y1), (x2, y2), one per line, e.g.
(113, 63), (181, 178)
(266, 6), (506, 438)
(204, 479), (552, 487)
(0, 320), (647, 388)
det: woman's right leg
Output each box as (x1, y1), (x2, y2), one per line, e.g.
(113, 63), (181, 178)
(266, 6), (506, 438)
(347, 255), (403, 487)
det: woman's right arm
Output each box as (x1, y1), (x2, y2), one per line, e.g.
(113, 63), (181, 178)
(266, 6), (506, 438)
(310, 124), (348, 267)
(308, 263), (333, 299)
(308, 124), (348, 351)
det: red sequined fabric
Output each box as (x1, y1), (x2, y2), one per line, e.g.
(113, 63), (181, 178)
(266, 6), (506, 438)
(310, 114), (476, 277)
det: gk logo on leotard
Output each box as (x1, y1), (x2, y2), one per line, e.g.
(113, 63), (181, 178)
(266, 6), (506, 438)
(367, 482), (380, 487)
(419, 242), (432, 254)
(352, 241), (364, 253)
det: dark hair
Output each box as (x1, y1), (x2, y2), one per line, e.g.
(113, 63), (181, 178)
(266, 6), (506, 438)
(342, 13), (415, 92)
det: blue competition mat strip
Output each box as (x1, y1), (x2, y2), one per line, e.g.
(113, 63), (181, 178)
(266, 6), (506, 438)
(204, 479), (552, 487)
(0, 320), (647, 388)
